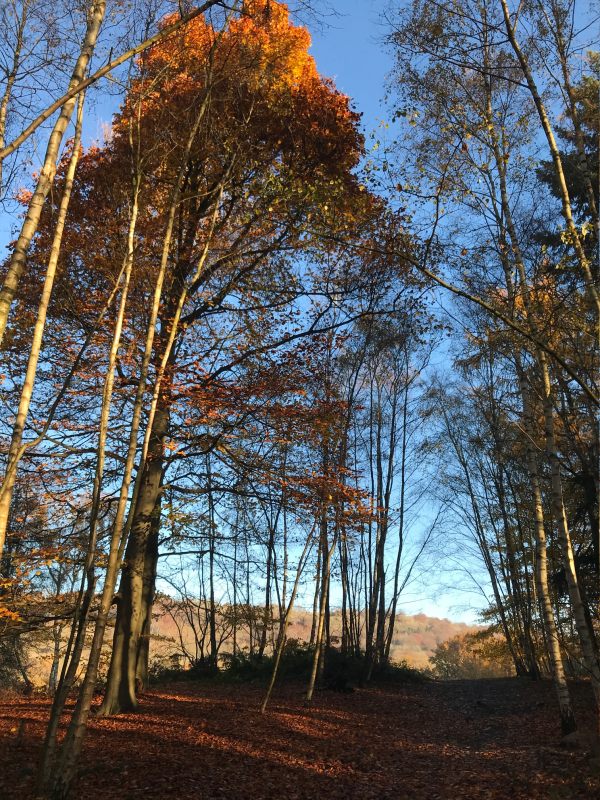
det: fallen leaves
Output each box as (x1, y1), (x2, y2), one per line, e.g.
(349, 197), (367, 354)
(0, 678), (598, 799)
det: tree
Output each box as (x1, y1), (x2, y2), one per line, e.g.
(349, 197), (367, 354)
(386, 0), (598, 738)
(30, 3), (377, 794)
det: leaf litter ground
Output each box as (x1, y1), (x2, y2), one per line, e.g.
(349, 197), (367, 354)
(1, 677), (598, 799)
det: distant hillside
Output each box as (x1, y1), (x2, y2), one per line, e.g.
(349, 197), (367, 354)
(19, 602), (482, 687)
(152, 604), (482, 670)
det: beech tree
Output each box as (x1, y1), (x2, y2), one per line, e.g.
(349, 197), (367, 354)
(9, 3), (392, 794)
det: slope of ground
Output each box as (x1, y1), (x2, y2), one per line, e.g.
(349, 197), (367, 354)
(1, 678), (597, 799)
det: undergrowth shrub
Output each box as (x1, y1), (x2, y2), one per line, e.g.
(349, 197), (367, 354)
(149, 639), (430, 688)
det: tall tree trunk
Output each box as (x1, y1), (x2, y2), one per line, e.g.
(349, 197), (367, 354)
(135, 505), (161, 691)
(481, 36), (587, 707)
(538, 353), (600, 723)
(306, 516), (335, 704)
(518, 372), (577, 736)
(261, 528), (315, 713)
(47, 623), (63, 696)
(258, 523), (275, 659)
(99, 403), (169, 715)
(0, 0), (107, 346)
(384, 375), (409, 661)
(541, 0), (599, 236)
(207, 457), (218, 668)
(309, 542), (321, 647)
(499, 0), (599, 315)
(42, 113), (200, 790)
(39, 166), (140, 788)
(0, 0), (27, 193)
(232, 510), (239, 657)
(0, 93), (85, 563)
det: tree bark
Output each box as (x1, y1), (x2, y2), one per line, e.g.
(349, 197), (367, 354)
(0, 0), (107, 346)
(0, 92), (85, 563)
(99, 403), (168, 715)
(499, 0), (599, 316)
(517, 371), (577, 736)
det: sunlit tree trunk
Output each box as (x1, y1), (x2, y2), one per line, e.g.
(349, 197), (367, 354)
(0, 0), (27, 193)
(306, 512), (335, 704)
(0, 93), (85, 564)
(43, 114), (195, 793)
(261, 527), (315, 713)
(39, 153), (141, 790)
(538, 352), (600, 720)
(499, 0), (599, 316)
(0, 0), (107, 346)
(90, 89), (217, 716)
(482, 31), (593, 712)
(517, 372), (577, 736)
(538, 0), (598, 236)
(47, 622), (63, 696)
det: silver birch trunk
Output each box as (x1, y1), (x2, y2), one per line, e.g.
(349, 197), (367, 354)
(499, 0), (600, 316)
(0, 0), (107, 345)
(0, 92), (85, 563)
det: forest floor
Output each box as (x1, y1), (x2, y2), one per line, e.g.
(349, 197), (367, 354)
(0, 677), (598, 799)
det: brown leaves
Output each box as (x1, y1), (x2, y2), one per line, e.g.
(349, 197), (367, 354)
(1, 677), (599, 799)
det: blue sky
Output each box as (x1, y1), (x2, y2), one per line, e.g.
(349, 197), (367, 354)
(309, 3), (487, 624)
(309, 1), (391, 124)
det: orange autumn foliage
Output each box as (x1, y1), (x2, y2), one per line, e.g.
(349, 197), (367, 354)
(117, 0), (363, 192)
(20, 1), (368, 338)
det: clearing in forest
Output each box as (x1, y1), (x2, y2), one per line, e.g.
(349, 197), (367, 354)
(1, 677), (598, 799)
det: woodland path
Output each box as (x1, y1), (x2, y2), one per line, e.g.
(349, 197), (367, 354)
(1, 677), (598, 799)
